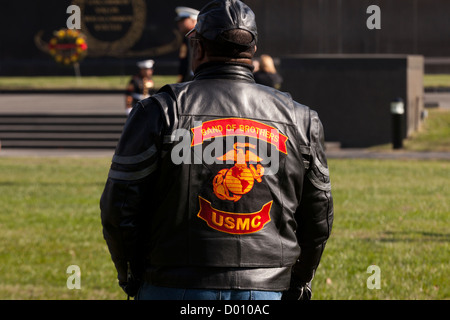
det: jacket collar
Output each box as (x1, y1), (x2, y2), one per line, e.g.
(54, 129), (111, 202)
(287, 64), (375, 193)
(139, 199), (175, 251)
(193, 62), (255, 82)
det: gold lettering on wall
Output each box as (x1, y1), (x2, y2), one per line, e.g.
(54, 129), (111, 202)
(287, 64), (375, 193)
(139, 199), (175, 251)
(35, 0), (182, 58)
(72, 0), (146, 57)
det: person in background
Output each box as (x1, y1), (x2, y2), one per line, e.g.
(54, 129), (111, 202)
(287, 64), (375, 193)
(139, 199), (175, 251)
(252, 58), (260, 73)
(125, 59), (156, 115)
(253, 54), (283, 90)
(175, 6), (199, 82)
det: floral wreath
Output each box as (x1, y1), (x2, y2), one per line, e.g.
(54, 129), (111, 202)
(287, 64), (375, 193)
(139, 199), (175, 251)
(48, 29), (88, 66)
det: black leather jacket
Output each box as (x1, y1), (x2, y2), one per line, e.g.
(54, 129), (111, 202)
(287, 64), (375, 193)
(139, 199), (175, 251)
(100, 62), (333, 294)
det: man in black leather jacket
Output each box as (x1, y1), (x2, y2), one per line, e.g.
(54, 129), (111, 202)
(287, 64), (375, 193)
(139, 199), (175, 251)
(100, 0), (333, 300)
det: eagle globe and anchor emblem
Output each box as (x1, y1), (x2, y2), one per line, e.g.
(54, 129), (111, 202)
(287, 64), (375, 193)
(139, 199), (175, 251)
(213, 142), (264, 202)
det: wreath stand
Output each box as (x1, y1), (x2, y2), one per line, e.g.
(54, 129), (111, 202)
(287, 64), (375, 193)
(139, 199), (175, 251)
(73, 62), (81, 83)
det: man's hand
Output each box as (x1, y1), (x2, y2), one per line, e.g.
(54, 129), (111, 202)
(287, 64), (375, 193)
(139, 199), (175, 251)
(120, 262), (141, 298)
(281, 281), (312, 300)
(119, 279), (141, 297)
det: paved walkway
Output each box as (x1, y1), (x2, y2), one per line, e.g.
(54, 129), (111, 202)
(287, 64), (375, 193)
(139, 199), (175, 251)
(424, 92), (450, 109)
(1, 92), (449, 114)
(0, 93), (124, 114)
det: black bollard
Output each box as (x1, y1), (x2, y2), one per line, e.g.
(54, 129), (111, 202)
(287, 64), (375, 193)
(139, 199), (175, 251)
(390, 98), (404, 149)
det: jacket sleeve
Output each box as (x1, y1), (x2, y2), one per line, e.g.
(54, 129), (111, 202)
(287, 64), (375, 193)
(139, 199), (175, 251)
(100, 99), (164, 288)
(292, 110), (334, 287)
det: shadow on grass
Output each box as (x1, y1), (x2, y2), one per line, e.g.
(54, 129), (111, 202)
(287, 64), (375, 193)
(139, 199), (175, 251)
(373, 230), (450, 243)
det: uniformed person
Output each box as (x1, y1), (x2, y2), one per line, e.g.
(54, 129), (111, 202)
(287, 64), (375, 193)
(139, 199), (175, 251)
(175, 6), (199, 82)
(125, 59), (156, 115)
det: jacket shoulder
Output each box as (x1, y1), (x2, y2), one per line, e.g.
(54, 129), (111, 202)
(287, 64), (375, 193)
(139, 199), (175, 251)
(291, 103), (330, 191)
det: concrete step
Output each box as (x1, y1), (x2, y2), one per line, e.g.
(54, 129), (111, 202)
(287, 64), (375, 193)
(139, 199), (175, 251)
(0, 113), (126, 149)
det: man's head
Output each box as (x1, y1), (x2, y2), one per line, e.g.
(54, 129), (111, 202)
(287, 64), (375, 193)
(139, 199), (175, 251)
(186, 0), (258, 72)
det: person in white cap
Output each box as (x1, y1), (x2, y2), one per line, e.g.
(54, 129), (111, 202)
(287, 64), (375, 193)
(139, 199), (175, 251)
(175, 6), (199, 82)
(125, 59), (155, 115)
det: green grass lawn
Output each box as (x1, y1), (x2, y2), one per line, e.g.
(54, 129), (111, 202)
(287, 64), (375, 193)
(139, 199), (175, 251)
(0, 157), (117, 299)
(316, 159), (449, 300)
(0, 73), (448, 90)
(404, 108), (450, 152)
(0, 76), (177, 91)
(0, 156), (448, 300)
(423, 74), (450, 88)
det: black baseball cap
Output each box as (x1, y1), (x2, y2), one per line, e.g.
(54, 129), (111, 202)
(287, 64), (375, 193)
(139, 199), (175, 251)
(186, 0), (258, 45)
